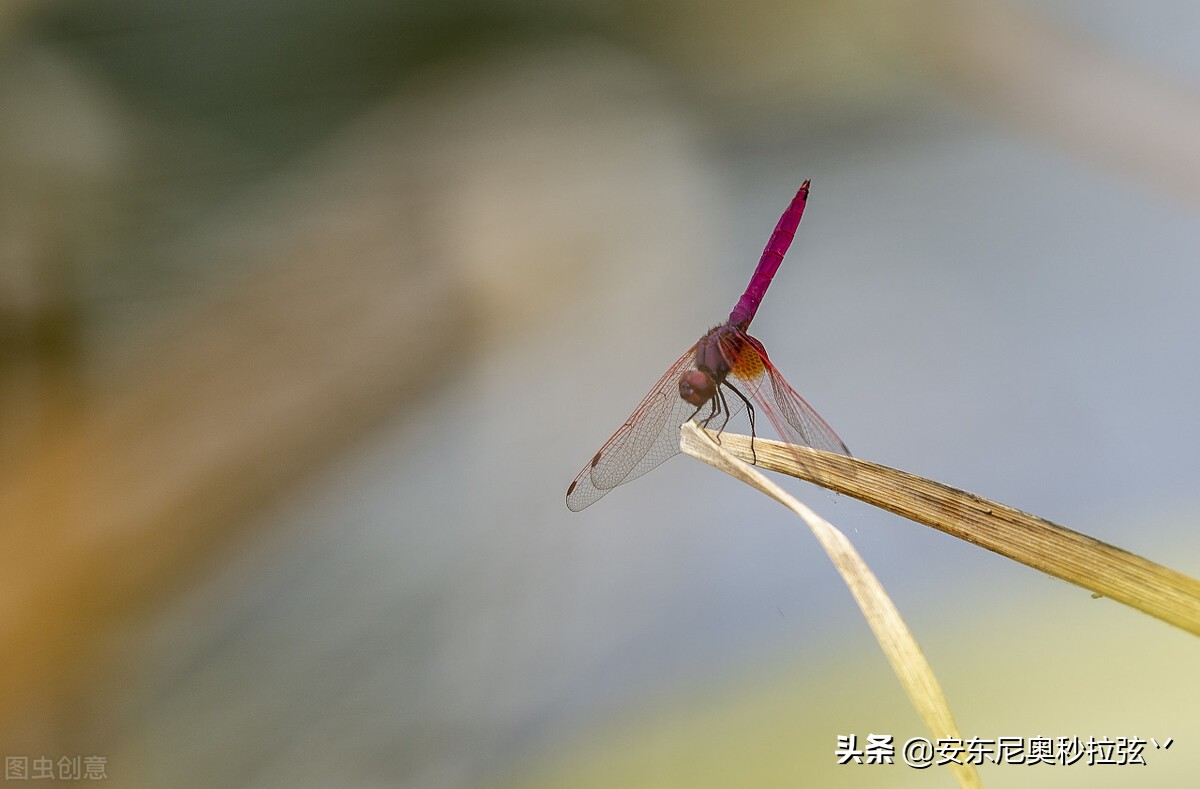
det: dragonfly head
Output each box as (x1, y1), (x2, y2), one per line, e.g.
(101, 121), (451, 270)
(678, 369), (715, 407)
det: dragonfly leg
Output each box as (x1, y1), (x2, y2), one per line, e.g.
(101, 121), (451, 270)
(712, 387), (734, 444)
(722, 381), (758, 465)
(693, 389), (730, 445)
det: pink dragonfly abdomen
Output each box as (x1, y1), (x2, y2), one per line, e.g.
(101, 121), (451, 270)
(727, 180), (809, 329)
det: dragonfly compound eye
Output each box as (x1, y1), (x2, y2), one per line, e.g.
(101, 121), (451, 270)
(678, 370), (716, 406)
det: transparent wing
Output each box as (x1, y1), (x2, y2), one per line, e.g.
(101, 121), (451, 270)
(566, 346), (699, 511)
(718, 328), (850, 456)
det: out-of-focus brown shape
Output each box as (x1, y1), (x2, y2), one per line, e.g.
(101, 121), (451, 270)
(0, 97), (473, 747)
(0, 36), (708, 753)
(0, 45), (124, 469)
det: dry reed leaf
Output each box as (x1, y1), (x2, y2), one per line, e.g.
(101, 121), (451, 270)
(701, 430), (1200, 636)
(679, 421), (982, 789)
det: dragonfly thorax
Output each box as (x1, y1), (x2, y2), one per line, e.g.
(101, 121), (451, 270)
(694, 327), (728, 372)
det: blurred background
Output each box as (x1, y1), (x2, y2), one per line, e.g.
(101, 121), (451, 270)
(2, 0), (1198, 786)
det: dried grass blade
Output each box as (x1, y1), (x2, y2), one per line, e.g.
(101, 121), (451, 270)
(705, 431), (1200, 636)
(679, 421), (982, 789)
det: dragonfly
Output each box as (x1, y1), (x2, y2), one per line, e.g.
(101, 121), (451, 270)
(566, 180), (850, 512)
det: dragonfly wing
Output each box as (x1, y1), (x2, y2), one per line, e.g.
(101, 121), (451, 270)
(762, 365), (851, 455)
(566, 347), (698, 511)
(719, 329), (850, 455)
